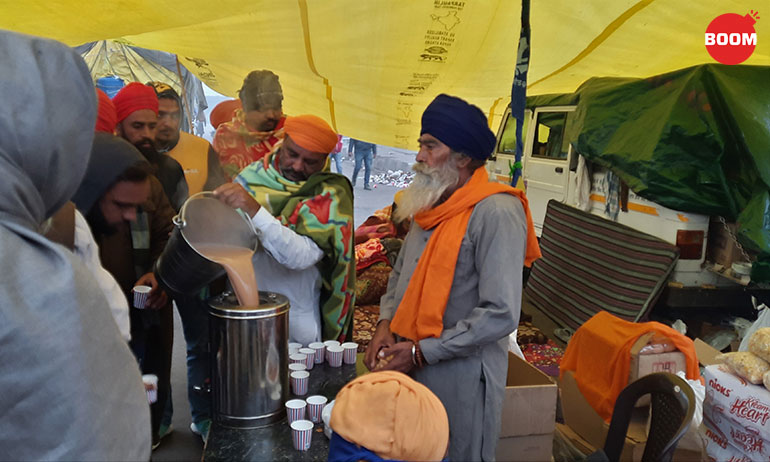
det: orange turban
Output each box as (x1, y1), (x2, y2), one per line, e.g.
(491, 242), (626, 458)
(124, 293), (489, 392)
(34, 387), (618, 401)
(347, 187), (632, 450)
(284, 114), (338, 154)
(210, 99), (241, 129)
(112, 82), (158, 123)
(94, 88), (117, 133)
(330, 371), (449, 461)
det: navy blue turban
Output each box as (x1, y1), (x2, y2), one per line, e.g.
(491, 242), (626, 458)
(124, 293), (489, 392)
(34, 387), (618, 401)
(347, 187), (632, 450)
(420, 94), (496, 160)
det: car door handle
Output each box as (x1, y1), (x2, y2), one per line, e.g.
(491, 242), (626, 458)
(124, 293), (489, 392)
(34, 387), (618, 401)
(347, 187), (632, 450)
(555, 167), (564, 173)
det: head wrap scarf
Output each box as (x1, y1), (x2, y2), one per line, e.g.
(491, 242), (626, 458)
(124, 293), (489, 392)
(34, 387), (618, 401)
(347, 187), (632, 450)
(95, 88), (117, 133)
(210, 99), (242, 129)
(0, 30), (150, 460)
(329, 371), (449, 461)
(284, 114), (338, 153)
(72, 133), (149, 214)
(420, 94), (496, 160)
(113, 82), (159, 122)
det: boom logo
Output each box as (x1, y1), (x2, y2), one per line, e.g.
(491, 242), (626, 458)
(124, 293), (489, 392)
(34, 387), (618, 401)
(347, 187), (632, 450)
(705, 10), (760, 64)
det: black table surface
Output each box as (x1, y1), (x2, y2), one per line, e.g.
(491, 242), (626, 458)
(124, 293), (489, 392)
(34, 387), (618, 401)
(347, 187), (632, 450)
(204, 361), (358, 461)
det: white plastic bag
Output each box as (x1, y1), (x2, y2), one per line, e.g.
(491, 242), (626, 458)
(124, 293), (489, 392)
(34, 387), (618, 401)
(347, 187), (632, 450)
(674, 371), (706, 452)
(739, 302), (770, 352)
(508, 330), (525, 360)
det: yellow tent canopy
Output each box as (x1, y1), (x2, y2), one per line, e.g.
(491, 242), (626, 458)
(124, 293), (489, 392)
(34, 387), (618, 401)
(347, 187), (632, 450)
(1, 1), (767, 148)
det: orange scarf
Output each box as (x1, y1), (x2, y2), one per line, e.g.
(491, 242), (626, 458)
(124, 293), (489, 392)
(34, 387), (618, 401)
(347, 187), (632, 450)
(559, 311), (700, 421)
(390, 168), (541, 341)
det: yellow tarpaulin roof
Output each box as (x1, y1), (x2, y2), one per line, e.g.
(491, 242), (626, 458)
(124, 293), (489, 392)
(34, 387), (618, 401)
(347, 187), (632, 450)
(1, 1), (768, 148)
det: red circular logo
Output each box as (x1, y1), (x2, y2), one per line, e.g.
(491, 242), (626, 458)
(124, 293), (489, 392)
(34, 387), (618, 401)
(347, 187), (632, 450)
(705, 11), (759, 65)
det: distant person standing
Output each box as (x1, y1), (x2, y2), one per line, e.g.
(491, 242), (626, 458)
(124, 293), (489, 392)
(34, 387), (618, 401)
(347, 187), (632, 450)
(348, 138), (377, 190)
(329, 134), (344, 174)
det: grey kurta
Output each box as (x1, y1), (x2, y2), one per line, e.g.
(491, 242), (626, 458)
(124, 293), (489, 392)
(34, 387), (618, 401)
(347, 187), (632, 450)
(380, 192), (527, 462)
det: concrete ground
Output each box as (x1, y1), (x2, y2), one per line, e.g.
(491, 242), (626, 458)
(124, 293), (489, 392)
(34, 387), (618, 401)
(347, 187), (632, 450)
(152, 145), (415, 459)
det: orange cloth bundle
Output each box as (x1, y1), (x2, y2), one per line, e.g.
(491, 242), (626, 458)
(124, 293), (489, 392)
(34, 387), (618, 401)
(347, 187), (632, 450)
(560, 311), (700, 421)
(330, 371), (449, 461)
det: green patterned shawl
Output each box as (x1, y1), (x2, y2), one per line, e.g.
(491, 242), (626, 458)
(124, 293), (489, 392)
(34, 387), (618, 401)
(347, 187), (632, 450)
(235, 153), (356, 340)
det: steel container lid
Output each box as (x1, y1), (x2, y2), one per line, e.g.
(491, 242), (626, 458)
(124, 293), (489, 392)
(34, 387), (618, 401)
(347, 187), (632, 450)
(208, 291), (289, 319)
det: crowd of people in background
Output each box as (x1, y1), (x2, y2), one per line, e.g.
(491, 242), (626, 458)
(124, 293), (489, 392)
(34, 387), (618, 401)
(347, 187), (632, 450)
(1, 29), (538, 462)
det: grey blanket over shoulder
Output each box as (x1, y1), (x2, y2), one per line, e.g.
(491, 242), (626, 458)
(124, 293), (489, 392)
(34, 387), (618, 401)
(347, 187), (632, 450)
(0, 30), (150, 461)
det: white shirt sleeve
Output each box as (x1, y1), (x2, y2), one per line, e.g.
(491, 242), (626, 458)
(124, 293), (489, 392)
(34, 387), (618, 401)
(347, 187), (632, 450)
(73, 209), (132, 341)
(251, 207), (324, 271)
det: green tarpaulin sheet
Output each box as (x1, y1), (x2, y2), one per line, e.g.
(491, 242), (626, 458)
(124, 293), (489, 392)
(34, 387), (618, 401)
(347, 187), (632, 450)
(536, 64), (770, 282)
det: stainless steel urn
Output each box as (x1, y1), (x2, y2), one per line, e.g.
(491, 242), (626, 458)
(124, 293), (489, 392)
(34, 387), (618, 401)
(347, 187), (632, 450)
(209, 291), (289, 428)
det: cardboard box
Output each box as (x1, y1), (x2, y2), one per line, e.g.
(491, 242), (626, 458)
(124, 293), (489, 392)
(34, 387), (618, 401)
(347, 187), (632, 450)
(630, 332), (687, 406)
(707, 220), (743, 268)
(703, 363), (770, 442)
(701, 414), (760, 462)
(496, 353), (557, 462)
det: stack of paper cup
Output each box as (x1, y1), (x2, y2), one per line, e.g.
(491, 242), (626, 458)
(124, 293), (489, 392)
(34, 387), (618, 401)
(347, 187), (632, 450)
(289, 353), (307, 366)
(285, 399), (307, 424)
(288, 363), (307, 375)
(298, 348), (315, 370)
(291, 420), (314, 451)
(309, 342), (325, 364)
(291, 371), (310, 395)
(306, 395), (328, 423)
(288, 342), (302, 356)
(133, 285), (152, 309)
(142, 374), (158, 403)
(324, 340), (340, 362)
(342, 342), (358, 364)
(327, 345), (344, 368)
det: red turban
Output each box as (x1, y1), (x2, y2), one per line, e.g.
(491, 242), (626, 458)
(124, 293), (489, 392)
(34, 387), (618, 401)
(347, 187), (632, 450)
(210, 99), (241, 129)
(284, 115), (338, 154)
(94, 88), (117, 133)
(112, 82), (158, 123)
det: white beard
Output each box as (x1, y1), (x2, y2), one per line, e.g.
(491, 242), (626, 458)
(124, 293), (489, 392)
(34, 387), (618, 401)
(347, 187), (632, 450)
(394, 159), (460, 222)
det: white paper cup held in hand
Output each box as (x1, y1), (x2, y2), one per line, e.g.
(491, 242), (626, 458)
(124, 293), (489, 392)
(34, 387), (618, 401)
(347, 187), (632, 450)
(133, 285), (152, 309)
(309, 342), (326, 364)
(289, 353), (307, 366)
(285, 399), (307, 424)
(291, 419), (314, 451)
(291, 371), (310, 396)
(342, 342), (358, 364)
(327, 345), (344, 367)
(298, 348), (315, 370)
(288, 363), (307, 375)
(306, 395), (328, 423)
(142, 374), (158, 403)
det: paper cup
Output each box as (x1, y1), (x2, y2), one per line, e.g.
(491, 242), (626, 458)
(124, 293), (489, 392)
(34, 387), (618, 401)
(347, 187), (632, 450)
(342, 342), (358, 364)
(291, 371), (310, 396)
(298, 348), (315, 370)
(323, 340), (340, 350)
(326, 345), (344, 368)
(291, 419), (314, 451)
(289, 347), (300, 356)
(285, 399), (307, 424)
(288, 363), (307, 375)
(309, 342), (326, 364)
(288, 342), (303, 351)
(133, 285), (152, 309)
(306, 395), (328, 423)
(289, 353), (307, 366)
(142, 374), (158, 403)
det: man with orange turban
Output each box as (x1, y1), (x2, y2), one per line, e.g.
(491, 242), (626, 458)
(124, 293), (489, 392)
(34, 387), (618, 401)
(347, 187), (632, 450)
(212, 70), (286, 180)
(329, 371), (449, 461)
(364, 94), (542, 461)
(214, 114), (355, 344)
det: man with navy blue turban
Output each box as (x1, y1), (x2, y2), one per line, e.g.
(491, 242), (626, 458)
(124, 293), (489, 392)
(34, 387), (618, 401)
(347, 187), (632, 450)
(365, 94), (541, 461)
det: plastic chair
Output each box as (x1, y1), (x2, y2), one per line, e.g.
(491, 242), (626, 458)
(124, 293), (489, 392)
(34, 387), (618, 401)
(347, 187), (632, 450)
(603, 372), (695, 462)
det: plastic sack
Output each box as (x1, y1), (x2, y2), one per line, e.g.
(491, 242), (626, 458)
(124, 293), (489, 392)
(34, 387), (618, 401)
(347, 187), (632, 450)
(508, 330), (525, 360)
(749, 328), (770, 363)
(738, 301), (770, 352)
(673, 371), (706, 453)
(716, 352), (770, 384)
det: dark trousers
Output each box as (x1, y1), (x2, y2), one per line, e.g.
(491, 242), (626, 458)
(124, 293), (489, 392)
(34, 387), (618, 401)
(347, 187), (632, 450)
(129, 303), (174, 440)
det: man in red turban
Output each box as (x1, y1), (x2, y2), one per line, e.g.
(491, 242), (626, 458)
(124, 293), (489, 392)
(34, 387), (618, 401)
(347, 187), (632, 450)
(213, 114), (355, 344)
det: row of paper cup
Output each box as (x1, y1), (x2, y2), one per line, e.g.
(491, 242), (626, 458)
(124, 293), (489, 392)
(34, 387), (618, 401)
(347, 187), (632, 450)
(286, 396), (329, 451)
(288, 340), (358, 368)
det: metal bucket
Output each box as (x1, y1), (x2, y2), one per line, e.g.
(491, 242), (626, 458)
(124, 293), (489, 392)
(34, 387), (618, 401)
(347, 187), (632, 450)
(209, 291), (289, 428)
(155, 192), (258, 295)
